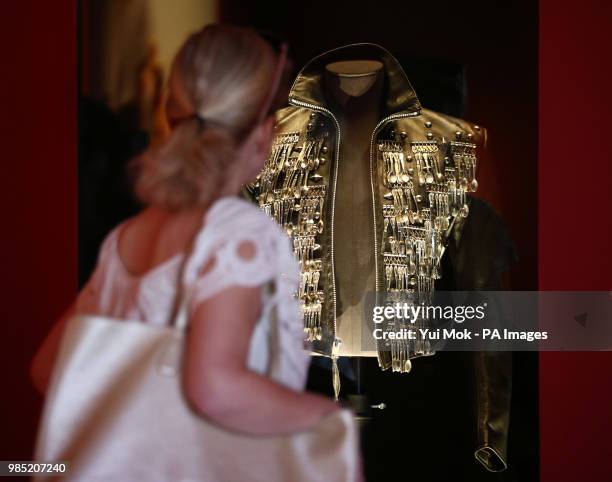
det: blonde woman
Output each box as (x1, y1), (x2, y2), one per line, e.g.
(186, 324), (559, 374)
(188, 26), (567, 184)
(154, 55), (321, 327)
(31, 24), (357, 480)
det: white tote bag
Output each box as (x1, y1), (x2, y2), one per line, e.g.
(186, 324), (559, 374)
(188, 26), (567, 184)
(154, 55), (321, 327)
(34, 273), (359, 481)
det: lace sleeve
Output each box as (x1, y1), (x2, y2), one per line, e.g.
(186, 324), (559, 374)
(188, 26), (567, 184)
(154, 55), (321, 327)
(184, 198), (307, 389)
(188, 221), (297, 309)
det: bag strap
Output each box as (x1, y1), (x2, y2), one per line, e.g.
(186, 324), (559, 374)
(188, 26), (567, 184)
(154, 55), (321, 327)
(165, 205), (217, 330)
(163, 253), (191, 330)
(171, 296), (190, 330)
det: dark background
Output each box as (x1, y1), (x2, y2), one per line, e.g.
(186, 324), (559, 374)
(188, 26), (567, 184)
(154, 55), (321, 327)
(0, 1), (610, 481)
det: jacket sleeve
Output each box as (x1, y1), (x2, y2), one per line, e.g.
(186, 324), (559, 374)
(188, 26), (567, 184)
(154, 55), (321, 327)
(473, 351), (512, 472)
(448, 197), (517, 472)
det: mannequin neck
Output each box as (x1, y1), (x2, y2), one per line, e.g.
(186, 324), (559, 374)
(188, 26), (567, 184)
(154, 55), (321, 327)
(323, 60), (384, 116)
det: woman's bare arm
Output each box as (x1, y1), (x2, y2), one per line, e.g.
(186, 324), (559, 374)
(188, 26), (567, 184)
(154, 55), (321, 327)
(30, 302), (76, 395)
(183, 284), (339, 435)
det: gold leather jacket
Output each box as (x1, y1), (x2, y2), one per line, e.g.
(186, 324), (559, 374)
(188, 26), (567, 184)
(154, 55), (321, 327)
(247, 44), (511, 472)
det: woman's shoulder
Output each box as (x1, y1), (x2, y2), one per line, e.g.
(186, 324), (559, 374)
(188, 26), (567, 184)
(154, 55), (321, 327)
(95, 219), (130, 263)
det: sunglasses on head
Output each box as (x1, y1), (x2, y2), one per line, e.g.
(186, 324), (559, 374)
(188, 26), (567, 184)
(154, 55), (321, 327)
(255, 30), (290, 123)
(167, 30), (290, 131)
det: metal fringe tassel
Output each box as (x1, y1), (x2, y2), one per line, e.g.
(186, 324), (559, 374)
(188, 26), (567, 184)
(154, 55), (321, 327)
(332, 356), (340, 402)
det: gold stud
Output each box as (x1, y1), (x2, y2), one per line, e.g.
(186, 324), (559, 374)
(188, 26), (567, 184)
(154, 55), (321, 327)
(426, 132), (434, 140)
(425, 121), (432, 128)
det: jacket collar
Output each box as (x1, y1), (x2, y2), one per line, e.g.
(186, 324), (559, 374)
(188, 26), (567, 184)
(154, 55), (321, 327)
(289, 43), (422, 117)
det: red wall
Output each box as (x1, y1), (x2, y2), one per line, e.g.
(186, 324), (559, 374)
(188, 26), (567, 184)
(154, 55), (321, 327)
(0, 1), (77, 459)
(539, 1), (612, 480)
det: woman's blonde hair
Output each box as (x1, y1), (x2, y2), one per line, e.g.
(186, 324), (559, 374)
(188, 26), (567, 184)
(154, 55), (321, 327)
(133, 24), (277, 210)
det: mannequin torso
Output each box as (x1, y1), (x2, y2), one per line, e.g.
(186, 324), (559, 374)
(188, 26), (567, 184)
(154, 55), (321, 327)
(324, 60), (383, 356)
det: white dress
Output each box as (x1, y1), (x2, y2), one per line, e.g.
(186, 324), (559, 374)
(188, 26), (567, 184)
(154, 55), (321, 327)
(74, 196), (309, 390)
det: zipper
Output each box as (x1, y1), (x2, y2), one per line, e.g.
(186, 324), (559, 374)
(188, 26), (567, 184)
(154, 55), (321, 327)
(288, 97), (341, 342)
(369, 111), (421, 293)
